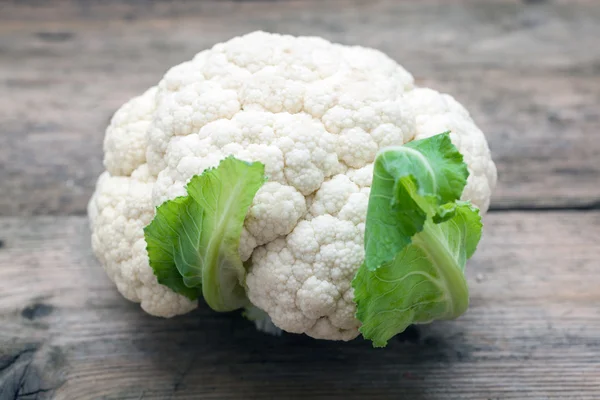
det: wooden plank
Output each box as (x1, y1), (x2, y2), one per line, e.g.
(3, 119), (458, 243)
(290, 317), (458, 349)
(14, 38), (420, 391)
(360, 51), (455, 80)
(0, 212), (598, 399)
(0, 0), (599, 215)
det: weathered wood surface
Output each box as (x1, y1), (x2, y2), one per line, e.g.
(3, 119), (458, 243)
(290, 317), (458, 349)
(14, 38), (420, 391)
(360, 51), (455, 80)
(1, 0), (599, 215)
(2, 1), (600, 399)
(0, 212), (599, 399)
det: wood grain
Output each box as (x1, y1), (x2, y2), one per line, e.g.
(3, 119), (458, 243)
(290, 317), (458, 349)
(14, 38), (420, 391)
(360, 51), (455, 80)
(1, 0), (599, 215)
(0, 212), (598, 399)
(1, 1), (599, 399)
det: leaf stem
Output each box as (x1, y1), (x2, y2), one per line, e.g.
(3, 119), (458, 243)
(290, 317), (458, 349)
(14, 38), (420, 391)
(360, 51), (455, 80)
(412, 221), (469, 318)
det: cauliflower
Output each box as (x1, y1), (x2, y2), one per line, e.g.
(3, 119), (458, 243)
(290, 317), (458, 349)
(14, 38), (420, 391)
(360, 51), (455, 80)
(89, 31), (496, 345)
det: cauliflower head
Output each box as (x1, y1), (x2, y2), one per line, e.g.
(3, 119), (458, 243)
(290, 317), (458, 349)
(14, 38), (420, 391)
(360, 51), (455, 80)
(89, 31), (497, 341)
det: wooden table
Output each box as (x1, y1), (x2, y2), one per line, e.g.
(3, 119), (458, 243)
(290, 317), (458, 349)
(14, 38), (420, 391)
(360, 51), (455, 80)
(1, 1), (599, 398)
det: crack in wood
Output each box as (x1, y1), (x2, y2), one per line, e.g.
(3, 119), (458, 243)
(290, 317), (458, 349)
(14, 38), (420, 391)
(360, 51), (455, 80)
(0, 346), (63, 400)
(0, 348), (37, 374)
(15, 387), (55, 399)
(489, 201), (600, 213)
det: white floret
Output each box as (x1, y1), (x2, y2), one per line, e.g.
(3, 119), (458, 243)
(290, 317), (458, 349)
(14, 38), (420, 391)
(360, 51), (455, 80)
(246, 182), (306, 245)
(246, 215), (363, 340)
(103, 87), (157, 176)
(88, 169), (196, 317)
(89, 31), (497, 341)
(309, 175), (359, 217)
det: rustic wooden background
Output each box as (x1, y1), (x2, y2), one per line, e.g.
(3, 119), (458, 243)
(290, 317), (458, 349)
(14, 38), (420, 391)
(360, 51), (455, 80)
(1, 0), (599, 399)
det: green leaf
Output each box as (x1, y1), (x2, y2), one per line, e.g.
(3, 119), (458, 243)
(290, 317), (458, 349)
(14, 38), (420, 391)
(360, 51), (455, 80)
(144, 156), (267, 312)
(352, 132), (482, 347)
(364, 132), (468, 271)
(144, 196), (201, 300)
